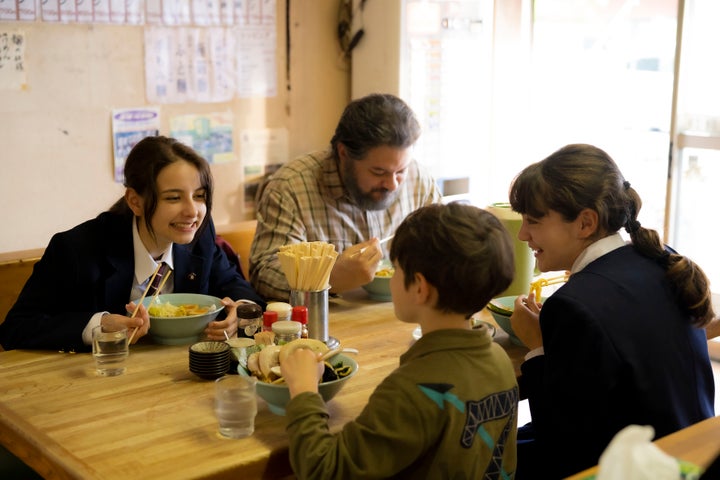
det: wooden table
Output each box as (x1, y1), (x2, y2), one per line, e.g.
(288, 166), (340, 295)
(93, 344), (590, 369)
(564, 415), (720, 479)
(0, 290), (526, 480)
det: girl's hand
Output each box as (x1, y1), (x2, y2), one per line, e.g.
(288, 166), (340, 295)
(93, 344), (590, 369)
(510, 293), (544, 350)
(204, 297), (239, 340)
(99, 303), (150, 344)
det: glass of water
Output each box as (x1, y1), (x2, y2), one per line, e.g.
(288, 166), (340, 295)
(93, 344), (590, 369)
(214, 375), (257, 438)
(92, 325), (128, 376)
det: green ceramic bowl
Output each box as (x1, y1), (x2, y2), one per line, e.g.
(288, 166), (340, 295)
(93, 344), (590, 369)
(486, 295), (525, 347)
(362, 260), (393, 301)
(238, 354), (359, 416)
(142, 293), (223, 345)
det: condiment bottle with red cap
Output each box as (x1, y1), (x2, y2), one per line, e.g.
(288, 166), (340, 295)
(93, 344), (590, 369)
(291, 305), (309, 339)
(262, 310), (278, 332)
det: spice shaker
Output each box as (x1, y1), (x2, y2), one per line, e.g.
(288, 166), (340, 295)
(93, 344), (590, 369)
(272, 320), (302, 345)
(266, 302), (293, 322)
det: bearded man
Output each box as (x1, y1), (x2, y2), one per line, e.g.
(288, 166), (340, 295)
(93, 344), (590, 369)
(250, 93), (441, 301)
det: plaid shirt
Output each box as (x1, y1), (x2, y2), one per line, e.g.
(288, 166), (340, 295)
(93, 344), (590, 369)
(249, 150), (441, 300)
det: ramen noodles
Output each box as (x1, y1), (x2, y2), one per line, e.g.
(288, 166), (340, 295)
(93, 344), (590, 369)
(528, 273), (570, 299)
(375, 267), (395, 278)
(148, 302), (212, 317)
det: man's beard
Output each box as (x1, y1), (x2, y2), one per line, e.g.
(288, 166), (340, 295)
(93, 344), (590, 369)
(341, 159), (399, 211)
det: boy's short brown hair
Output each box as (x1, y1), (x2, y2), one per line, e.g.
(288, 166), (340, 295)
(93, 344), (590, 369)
(389, 202), (515, 317)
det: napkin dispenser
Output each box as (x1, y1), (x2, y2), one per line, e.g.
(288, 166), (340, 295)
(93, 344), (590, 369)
(487, 203), (536, 297)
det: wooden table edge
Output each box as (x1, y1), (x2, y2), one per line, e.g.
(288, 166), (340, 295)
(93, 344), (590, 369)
(0, 403), (100, 479)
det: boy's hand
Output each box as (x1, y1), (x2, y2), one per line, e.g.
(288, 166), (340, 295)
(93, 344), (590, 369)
(281, 348), (325, 398)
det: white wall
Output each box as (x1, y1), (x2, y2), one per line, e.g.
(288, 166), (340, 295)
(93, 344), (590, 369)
(0, 0), (349, 254)
(350, 0), (402, 98)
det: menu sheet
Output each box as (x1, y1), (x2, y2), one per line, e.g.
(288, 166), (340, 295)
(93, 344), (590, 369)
(0, 29), (26, 90)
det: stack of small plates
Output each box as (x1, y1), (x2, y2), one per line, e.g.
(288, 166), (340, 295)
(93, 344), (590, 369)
(189, 341), (231, 380)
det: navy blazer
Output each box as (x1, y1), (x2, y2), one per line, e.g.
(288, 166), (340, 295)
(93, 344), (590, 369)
(0, 212), (265, 352)
(519, 245), (715, 478)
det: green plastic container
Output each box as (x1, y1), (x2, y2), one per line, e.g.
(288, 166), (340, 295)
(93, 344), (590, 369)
(487, 203), (536, 298)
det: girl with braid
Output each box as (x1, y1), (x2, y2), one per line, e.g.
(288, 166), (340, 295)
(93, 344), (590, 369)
(508, 144), (715, 479)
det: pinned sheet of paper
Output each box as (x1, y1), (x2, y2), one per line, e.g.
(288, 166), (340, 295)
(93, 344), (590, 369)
(0, 30), (27, 91)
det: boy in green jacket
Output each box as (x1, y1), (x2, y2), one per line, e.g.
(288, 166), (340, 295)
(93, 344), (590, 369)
(281, 202), (519, 479)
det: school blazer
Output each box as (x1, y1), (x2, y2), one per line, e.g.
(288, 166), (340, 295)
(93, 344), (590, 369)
(0, 212), (265, 352)
(520, 245), (714, 478)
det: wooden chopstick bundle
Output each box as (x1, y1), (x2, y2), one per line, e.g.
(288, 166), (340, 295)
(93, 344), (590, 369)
(278, 241), (338, 291)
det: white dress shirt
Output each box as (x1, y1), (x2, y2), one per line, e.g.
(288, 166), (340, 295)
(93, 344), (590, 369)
(81, 218), (174, 344)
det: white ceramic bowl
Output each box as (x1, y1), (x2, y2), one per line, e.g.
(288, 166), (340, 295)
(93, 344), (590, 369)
(142, 293), (223, 345)
(238, 353), (358, 415)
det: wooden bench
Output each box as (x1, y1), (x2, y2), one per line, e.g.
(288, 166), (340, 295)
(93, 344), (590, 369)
(0, 249), (43, 335)
(216, 220), (257, 280)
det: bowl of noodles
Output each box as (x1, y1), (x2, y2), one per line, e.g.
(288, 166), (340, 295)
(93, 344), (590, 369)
(486, 295), (524, 347)
(361, 260), (394, 301)
(141, 293), (224, 345)
(237, 339), (358, 416)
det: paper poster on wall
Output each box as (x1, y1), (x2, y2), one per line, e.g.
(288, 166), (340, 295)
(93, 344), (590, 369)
(0, 2), (19, 20)
(145, 27), (235, 104)
(111, 107), (161, 182)
(16, 0), (37, 21)
(0, 30), (27, 90)
(1, 0), (276, 25)
(239, 128), (288, 208)
(236, 25), (277, 98)
(170, 112), (235, 164)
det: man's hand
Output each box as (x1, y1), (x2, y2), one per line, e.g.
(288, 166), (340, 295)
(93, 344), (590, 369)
(329, 239), (383, 293)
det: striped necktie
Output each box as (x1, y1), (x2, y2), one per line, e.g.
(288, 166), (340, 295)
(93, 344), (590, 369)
(148, 262), (170, 297)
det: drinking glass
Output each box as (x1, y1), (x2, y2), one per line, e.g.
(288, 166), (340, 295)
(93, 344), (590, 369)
(92, 325), (128, 376)
(214, 375), (257, 438)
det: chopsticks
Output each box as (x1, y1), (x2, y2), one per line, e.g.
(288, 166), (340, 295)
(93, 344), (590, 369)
(528, 272), (569, 299)
(378, 235), (394, 246)
(351, 235), (394, 258)
(127, 264), (172, 344)
(319, 346), (359, 362)
(278, 241), (339, 291)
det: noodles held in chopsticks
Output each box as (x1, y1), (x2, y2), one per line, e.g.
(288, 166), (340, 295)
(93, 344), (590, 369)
(528, 272), (570, 300)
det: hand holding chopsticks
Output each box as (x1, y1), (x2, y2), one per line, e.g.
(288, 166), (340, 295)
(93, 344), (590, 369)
(127, 264), (172, 344)
(128, 264), (162, 320)
(350, 235), (394, 259)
